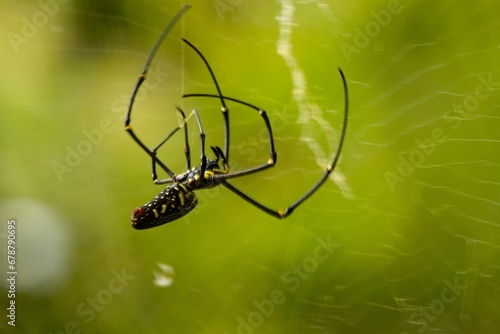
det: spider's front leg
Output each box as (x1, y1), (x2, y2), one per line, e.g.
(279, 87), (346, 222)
(181, 38), (231, 161)
(125, 5), (191, 182)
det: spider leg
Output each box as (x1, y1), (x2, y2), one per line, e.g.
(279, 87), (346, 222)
(184, 94), (277, 179)
(124, 5), (191, 180)
(212, 146), (229, 171)
(154, 109), (207, 185)
(179, 108), (191, 170)
(182, 39), (278, 176)
(182, 39), (231, 162)
(221, 181), (284, 218)
(277, 68), (348, 217)
(215, 68), (348, 219)
(150, 107), (190, 184)
(192, 109), (208, 177)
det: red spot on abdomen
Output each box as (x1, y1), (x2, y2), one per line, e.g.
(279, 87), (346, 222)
(132, 207), (145, 218)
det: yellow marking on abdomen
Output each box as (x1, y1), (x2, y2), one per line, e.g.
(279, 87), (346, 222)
(178, 192), (185, 206)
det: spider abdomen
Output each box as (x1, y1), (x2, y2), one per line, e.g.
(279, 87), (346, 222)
(131, 183), (197, 229)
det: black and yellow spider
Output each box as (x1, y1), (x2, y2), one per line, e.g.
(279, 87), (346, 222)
(124, 5), (348, 229)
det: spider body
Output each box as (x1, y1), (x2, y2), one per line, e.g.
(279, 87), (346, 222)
(132, 146), (228, 229)
(125, 5), (349, 229)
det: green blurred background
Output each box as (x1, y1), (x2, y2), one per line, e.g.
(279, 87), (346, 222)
(1, 0), (499, 333)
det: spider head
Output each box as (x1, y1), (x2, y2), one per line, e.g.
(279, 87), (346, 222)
(131, 183), (197, 229)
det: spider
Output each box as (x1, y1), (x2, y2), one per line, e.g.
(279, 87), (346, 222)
(124, 5), (349, 229)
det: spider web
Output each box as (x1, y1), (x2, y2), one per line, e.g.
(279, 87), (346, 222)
(271, 1), (500, 333)
(276, 0), (353, 200)
(1, 1), (499, 334)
